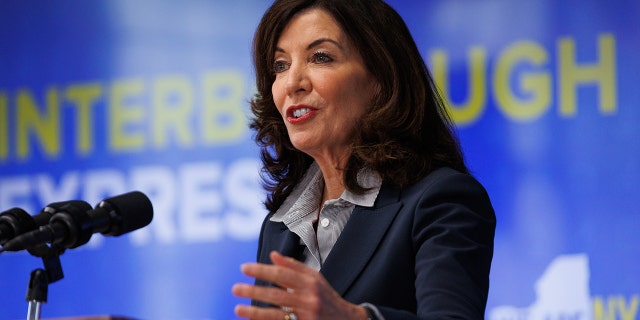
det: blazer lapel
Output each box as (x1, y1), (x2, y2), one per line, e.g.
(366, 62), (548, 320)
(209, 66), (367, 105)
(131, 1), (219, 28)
(259, 220), (305, 264)
(320, 184), (402, 296)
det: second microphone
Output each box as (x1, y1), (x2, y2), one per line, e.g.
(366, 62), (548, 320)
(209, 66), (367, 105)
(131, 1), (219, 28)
(0, 191), (153, 253)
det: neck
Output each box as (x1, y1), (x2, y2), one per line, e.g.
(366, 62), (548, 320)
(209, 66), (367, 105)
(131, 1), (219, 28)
(316, 162), (346, 203)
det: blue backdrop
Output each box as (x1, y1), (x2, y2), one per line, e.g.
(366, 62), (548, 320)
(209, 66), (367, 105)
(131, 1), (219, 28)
(1, 1), (638, 319)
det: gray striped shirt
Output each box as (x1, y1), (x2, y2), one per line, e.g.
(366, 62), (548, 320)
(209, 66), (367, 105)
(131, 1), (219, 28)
(270, 161), (382, 270)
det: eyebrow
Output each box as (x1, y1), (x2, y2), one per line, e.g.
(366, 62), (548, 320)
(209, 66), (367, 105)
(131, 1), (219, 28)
(275, 37), (343, 53)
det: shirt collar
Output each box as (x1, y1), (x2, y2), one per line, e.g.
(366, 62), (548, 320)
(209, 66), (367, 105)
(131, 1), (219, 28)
(270, 162), (382, 224)
(341, 166), (382, 207)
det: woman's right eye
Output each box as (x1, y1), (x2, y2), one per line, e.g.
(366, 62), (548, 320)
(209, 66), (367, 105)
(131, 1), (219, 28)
(273, 60), (290, 73)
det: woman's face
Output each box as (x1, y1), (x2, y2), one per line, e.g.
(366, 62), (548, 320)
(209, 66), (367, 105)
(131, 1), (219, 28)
(272, 8), (378, 165)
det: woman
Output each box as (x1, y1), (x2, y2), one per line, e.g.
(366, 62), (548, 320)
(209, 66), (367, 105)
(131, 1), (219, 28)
(232, 0), (496, 319)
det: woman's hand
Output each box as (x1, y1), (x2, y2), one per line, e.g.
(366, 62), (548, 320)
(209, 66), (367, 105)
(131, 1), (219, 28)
(232, 251), (369, 320)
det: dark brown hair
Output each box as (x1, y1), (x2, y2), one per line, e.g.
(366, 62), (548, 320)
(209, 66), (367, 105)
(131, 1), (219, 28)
(250, 0), (468, 212)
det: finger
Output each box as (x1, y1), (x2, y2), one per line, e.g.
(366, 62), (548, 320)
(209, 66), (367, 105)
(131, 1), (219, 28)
(232, 283), (297, 307)
(235, 304), (288, 320)
(270, 251), (316, 275)
(231, 283), (253, 299)
(240, 262), (305, 290)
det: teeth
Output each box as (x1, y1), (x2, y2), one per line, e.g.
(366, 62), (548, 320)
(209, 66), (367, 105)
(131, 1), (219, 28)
(292, 108), (310, 118)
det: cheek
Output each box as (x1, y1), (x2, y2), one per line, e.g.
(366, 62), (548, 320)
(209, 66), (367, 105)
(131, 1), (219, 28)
(348, 76), (377, 116)
(271, 80), (285, 116)
(327, 69), (368, 94)
(330, 80), (371, 117)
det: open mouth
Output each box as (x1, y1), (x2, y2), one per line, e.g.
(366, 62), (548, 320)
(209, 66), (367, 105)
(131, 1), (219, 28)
(286, 105), (316, 122)
(292, 107), (311, 118)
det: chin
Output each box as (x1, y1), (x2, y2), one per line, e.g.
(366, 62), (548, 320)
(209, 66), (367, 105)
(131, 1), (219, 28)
(289, 137), (319, 154)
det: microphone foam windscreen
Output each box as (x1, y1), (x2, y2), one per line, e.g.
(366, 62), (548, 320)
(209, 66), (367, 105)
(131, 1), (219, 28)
(100, 191), (153, 235)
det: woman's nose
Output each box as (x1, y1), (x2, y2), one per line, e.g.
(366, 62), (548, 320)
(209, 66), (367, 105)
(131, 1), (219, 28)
(285, 63), (310, 95)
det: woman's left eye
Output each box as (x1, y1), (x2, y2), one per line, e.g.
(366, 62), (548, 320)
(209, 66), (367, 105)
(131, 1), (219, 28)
(311, 51), (333, 63)
(273, 60), (290, 73)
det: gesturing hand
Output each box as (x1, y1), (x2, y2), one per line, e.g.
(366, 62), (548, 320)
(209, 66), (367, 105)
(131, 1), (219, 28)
(232, 251), (368, 320)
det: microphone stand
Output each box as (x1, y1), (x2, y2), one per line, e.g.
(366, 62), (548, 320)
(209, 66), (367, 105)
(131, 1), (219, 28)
(24, 243), (65, 320)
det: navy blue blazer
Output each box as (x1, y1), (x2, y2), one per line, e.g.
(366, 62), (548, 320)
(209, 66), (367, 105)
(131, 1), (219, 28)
(255, 167), (496, 319)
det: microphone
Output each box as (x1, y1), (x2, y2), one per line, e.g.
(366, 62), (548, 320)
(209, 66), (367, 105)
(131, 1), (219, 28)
(0, 191), (153, 253)
(0, 200), (92, 245)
